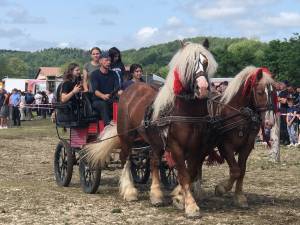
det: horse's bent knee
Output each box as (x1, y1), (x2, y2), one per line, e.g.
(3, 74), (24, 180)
(230, 168), (241, 179)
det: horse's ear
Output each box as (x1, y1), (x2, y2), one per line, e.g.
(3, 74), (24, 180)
(179, 40), (185, 48)
(203, 38), (209, 49)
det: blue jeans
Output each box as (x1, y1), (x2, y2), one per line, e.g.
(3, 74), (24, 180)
(287, 123), (298, 144)
(92, 100), (112, 126)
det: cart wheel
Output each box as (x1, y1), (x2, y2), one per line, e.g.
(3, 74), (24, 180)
(54, 140), (74, 187)
(130, 157), (150, 184)
(79, 158), (101, 194)
(160, 162), (178, 190)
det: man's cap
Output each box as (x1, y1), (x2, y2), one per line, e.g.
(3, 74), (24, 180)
(100, 51), (110, 59)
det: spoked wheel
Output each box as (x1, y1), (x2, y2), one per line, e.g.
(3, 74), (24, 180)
(130, 146), (151, 184)
(79, 158), (101, 194)
(160, 162), (178, 190)
(54, 140), (75, 187)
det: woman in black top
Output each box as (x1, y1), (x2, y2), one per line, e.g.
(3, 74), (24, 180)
(121, 64), (144, 90)
(60, 63), (82, 103)
(109, 47), (125, 86)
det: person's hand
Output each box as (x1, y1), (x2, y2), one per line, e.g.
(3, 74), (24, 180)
(102, 94), (111, 101)
(72, 85), (81, 94)
(117, 90), (123, 96)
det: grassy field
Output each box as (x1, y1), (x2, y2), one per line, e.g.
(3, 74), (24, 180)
(0, 120), (299, 225)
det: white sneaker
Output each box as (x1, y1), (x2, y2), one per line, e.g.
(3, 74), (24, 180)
(0, 126), (3, 129)
(2, 126), (7, 129)
(287, 144), (294, 148)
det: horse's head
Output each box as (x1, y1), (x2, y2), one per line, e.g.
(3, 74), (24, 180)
(171, 39), (218, 99)
(243, 67), (277, 127)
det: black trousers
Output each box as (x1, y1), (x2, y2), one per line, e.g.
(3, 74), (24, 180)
(92, 100), (112, 126)
(12, 106), (21, 126)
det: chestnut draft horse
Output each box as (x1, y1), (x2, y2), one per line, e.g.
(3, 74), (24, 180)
(179, 66), (276, 209)
(85, 40), (218, 218)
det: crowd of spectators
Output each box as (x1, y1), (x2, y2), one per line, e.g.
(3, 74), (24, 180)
(0, 88), (55, 128)
(277, 81), (300, 147)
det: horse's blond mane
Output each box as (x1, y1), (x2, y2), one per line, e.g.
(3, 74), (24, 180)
(221, 66), (274, 104)
(152, 42), (218, 120)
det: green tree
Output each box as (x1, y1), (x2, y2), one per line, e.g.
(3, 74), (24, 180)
(5, 57), (30, 78)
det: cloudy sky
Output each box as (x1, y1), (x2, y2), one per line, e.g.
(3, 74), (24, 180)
(0, 0), (299, 51)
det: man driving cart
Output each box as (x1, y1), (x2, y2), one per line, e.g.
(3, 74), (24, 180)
(90, 51), (121, 126)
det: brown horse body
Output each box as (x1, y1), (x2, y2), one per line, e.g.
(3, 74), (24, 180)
(194, 66), (275, 208)
(117, 83), (212, 217)
(86, 41), (218, 218)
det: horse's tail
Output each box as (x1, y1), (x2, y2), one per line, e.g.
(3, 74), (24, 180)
(206, 149), (225, 166)
(84, 124), (121, 168)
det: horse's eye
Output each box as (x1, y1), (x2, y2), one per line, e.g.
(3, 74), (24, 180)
(202, 60), (208, 69)
(257, 91), (264, 96)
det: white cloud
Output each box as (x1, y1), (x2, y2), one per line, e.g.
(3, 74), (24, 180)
(194, 6), (245, 19)
(265, 12), (300, 27)
(136, 27), (159, 42)
(0, 27), (26, 39)
(57, 42), (70, 48)
(167, 16), (182, 27)
(6, 8), (46, 24)
(9, 37), (56, 51)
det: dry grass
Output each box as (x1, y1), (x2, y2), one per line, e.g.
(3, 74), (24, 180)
(0, 120), (299, 225)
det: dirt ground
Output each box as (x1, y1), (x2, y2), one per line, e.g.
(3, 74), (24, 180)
(0, 120), (299, 225)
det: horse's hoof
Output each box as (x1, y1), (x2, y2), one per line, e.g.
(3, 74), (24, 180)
(124, 195), (138, 202)
(233, 194), (249, 209)
(150, 197), (164, 207)
(172, 196), (184, 210)
(185, 204), (201, 219)
(123, 189), (138, 202)
(215, 184), (226, 197)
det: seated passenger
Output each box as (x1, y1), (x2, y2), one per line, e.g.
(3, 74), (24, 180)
(109, 47), (125, 87)
(90, 51), (120, 126)
(121, 64), (144, 90)
(59, 63), (82, 103)
(83, 47), (101, 92)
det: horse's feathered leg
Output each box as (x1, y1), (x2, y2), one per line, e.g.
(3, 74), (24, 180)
(149, 145), (164, 206)
(170, 142), (201, 218)
(215, 143), (240, 196)
(119, 136), (138, 201)
(234, 142), (254, 208)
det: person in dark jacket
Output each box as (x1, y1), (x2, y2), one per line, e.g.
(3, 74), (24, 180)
(90, 51), (120, 126)
(109, 47), (125, 87)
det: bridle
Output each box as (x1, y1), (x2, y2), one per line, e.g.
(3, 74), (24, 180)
(251, 83), (276, 113)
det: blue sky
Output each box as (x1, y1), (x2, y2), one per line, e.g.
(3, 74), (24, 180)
(0, 0), (299, 51)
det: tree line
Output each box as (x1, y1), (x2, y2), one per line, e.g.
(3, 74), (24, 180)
(0, 34), (299, 85)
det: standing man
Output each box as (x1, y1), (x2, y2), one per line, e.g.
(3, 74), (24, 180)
(0, 88), (9, 129)
(90, 51), (120, 126)
(25, 90), (34, 120)
(10, 88), (21, 126)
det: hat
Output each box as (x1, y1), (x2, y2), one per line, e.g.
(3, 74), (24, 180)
(100, 51), (110, 59)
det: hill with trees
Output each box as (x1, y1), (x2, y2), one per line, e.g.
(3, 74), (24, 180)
(0, 34), (299, 85)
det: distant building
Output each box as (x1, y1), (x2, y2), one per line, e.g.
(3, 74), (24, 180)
(2, 78), (34, 92)
(35, 67), (62, 92)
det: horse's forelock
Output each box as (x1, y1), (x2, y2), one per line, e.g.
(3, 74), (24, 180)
(242, 67), (274, 97)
